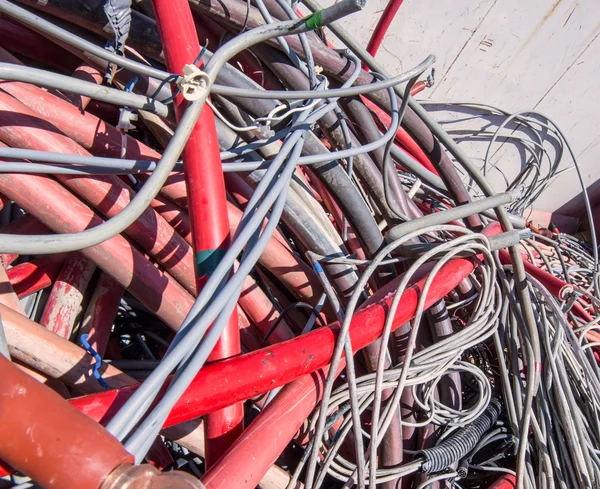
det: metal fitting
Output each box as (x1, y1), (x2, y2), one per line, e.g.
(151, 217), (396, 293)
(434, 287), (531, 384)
(101, 464), (205, 489)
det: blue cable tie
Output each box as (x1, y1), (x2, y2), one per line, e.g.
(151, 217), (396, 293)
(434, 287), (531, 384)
(80, 334), (109, 390)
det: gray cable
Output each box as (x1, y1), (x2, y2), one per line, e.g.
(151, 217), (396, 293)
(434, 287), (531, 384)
(385, 191), (518, 243)
(0, 63), (169, 117)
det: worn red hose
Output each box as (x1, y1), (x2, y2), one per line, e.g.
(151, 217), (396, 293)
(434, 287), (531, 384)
(366, 0), (405, 56)
(151, 0), (243, 465)
(0, 354), (133, 489)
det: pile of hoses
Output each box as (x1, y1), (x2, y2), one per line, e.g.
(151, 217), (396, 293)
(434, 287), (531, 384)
(0, 1), (597, 489)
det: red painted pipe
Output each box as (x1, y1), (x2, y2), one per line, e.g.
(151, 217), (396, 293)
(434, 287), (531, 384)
(7, 254), (67, 298)
(151, 0), (243, 464)
(366, 0), (405, 56)
(40, 252), (96, 339)
(68, 224), (501, 439)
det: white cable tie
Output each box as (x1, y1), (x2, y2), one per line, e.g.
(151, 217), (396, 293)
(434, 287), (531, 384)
(177, 64), (210, 101)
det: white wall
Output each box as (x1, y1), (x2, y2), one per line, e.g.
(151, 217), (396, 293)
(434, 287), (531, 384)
(320, 0), (600, 212)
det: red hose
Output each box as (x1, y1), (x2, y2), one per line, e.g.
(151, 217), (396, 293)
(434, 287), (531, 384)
(199, 223), (501, 489)
(7, 255), (67, 298)
(0, 355), (133, 489)
(366, 0), (405, 56)
(487, 474), (516, 489)
(151, 0), (243, 465)
(0, 172), (195, 331)
(68, 223), (502, 440)
(79, 272), (125, 356)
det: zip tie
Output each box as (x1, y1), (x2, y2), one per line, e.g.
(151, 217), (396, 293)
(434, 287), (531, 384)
(305, 10), (324, 30)
(80, 334), (109, 390)
(176, 64), (210, 101)
(116, 77), (138, 158)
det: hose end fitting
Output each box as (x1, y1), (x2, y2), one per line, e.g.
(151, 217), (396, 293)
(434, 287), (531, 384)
(101, 464), (205, 489)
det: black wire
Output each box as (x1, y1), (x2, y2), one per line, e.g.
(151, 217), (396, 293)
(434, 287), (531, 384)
(240, 0), (252, 34)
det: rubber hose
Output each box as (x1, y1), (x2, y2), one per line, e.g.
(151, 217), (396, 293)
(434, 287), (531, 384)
(418, 397), (503, 473)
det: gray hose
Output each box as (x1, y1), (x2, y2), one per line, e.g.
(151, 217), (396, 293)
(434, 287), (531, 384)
(386, 191), (517, 243)
(210, 55), (435, 99)
(0, 63), (169, 117)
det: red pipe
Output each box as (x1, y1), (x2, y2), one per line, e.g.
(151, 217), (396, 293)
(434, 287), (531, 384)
(151, 0), (243, 464)
(7, 255), (67, 298)
(40, 252), (96, 339)
(366, 0), (404, 56)
(411, 80), (427, 96)
(0, 354), (133, 489)
(68, 224), (501, 438)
